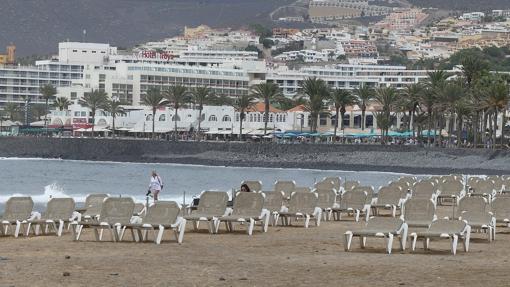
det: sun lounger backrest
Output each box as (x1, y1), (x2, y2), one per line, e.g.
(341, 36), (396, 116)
(404, 198), (435, 223)
(323, 176), (341, 191)
(427, 219), (466, 234)
(83, 194), (109, 216)
(366, 217), (403, 232)
(43, 198), (75, 220)
(263, 191), (284, 212)
(467, 177), (482, 188)
(232, 192), (264, 218)
(344, 180), (360, 191)
(355, 186), (374, 204)
(242, 181), (262, 192)
(314, 180), (335, 191)
(492, 197), (510, 221)
(2, 197), (33, 221)
(197, 191), (228, 215)
(455, 197), (488, 218)
(398, 176), (416, 186)
(473, 180), (495, 194)
(412, 181), (435, 199)
(315, 189), (337, 209)
(294, 187), (311, 193)
(144, 201), (180, 225)
(99, 197), (135, 224)
(438, 181), (464, 196)
(274, 181), (295, 198)
(487, 176), (503, 191)
(288, 192), (318, 214)
(133, 203), (145, 215)
(377, 186), (402, 206)
(341, 188), (367, 210)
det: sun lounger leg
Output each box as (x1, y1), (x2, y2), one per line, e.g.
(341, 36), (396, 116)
(463, 227), (470, 252)
(58, 220), (65, 237)
(424, 238), (430, 250)
(411, 234), (417, 251)
(155, 226), (165, 244)
(93, 228), (100, 241)
(177, 219), (186, 243)
(386, 234), (394, 254)
(401, 224), (408, 251)
(450, 234), (458, 255)
(355, 211), (360, 222)
(392, 206), (396, 217)
(344, 231), (353, 251)
(304, 215), (310, 228)
(360, 236), (366, 249)
(14, 221), (22, 238)
(248, 219), (255, 235)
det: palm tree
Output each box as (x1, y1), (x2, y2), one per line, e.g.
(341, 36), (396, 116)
(164, 85), (189, 141)
(482, 78), (509, 148)
(422, 71), (448, 146)
(374, 87), (400, 139)
(232, 94), (256, 141)
(454, 98), (474, 147)
(400, 83), (423, 135)
(296, 77), (329, 132)
(250, 82), (282, 135)
(40, 84), (57, 129)
(78, 89), (109, 137)
(329, 89), (358, 138)
(437, 80), (466, 146)
(461, 55), (488, 88)
(104, 99), (127, 138)
(141, 87), (166, 139)
(3, 102), (20, 121)
(373, 111), (390, 144)
(53, 97), (71, 111)
(354, 84), (375, 130)
(190, 86), (214, 140)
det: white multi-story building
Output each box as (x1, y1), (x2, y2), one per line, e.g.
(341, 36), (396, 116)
(267, 64), (430, 97)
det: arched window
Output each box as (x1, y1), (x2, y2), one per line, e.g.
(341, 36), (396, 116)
(283, 115), (286, 122)
(208, 115), (217, 121)
(171, 115), (180, 121)
(249, 114), (253, 122)
(222, 115), (231, 122)
(257, 114), (261, 122)
(235, 113), (240, 122)
(269, 114), (274, 123)
(200, 113), (205, 122)
(97, 119), (107, 126)
(146, 114), (153, 121)
(159, 114), (166, 121)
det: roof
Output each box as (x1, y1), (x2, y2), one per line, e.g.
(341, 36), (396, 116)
(287, 104), (307, 112)
(246, 102), (283, 113)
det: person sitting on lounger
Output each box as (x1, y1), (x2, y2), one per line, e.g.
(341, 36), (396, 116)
(240, 184), (251, 193)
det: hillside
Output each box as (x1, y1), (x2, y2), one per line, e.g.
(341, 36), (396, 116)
(0, 0), (293, 56)
(408, 0), (510, 11)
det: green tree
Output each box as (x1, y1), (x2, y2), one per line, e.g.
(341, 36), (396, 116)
(232, 94), (256, 141)
(164, 85), (190, 141)
(329, 89), (358, 138)
(374, 87), (400, 139)
(399, 83), (423, 135)
(141, 87), (166, 139)
(296, 77), (329, 132)
(104, 99), (127, 138)
(3, 102), (20, 121)
(354, 85), (375, 130)
(78, 89), (109, 137)
(53, 97), (71, 111)
(190, 86), (214, 140)
(482, 77), (509, 148)
(422, 71), (448, 145)
(40, 84), (57, 129)
(250, 82), (282, 135)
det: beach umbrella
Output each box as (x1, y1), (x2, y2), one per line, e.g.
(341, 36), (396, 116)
(310, 132), (321, 137)
(298, 132), (311, 137)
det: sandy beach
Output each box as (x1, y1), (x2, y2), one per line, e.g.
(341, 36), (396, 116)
(1, 205), (509, 287)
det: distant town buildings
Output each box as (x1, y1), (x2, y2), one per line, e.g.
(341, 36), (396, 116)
(308, 0), (392, 23)
(0, 44), (16, 65)
(375, 8), (428, 31)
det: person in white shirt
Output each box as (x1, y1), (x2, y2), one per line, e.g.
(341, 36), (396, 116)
(147, 170), (163, 201)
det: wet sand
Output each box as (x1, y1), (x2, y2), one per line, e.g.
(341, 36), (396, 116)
(0, 205), (509, 287)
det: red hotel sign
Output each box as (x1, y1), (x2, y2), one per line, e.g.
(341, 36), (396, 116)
(135, 50), (176, 61)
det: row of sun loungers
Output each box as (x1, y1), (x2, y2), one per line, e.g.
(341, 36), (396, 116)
(1, 174), (509, 253)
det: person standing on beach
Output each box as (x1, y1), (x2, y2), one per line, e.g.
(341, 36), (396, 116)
(147, 170), (163, 202)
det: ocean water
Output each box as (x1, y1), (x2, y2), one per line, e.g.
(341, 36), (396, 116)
(0, 158), (428, 212)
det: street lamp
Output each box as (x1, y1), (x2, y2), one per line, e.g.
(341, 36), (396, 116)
(298, 113), (305, 133)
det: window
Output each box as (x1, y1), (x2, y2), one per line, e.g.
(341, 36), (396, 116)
(222, 115), (231, 122)
(235, 113), (240, 122)
(159, 114), (166, 121)
(172, 115), (180, 121)
(269, 114), (273, 122)
(209, 115), (217, 121)
(70, 92), (77, 100)
(74, 111), (80, 117)
(81, 111), (87, 117)
(146, 114), (153, 121)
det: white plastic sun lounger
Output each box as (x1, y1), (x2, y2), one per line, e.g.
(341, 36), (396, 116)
(411, 219), (471, 255)
(344, 217), (408, 254)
